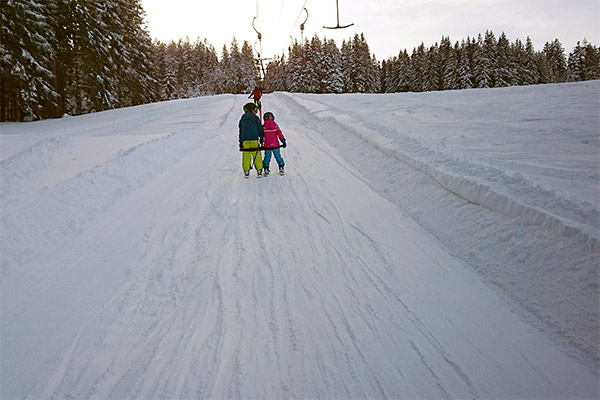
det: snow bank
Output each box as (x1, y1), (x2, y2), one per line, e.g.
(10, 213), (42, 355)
(288, 82), (599, 254)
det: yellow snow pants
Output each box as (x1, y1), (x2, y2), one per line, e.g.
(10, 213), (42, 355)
(241, 140), (263, 171)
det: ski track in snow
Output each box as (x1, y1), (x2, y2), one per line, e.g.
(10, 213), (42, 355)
(0, 86), (598, 399)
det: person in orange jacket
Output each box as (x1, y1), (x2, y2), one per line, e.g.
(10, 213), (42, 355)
(248, 86), (262, 108)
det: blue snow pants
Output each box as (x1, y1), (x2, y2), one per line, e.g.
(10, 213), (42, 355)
(263, 148), (284, 169)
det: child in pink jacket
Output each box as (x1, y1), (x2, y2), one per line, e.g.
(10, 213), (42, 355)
(262, 111), (286, 175)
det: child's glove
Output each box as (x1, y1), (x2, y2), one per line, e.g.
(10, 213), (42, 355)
(239, 141), (243, 151)
(281, 139), (287, 148)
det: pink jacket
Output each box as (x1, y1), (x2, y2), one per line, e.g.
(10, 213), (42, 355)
(263, 120), (285, 148)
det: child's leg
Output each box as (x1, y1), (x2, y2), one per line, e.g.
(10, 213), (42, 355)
(273, 148), (285, 167)
(242, 152), (251, 171)
(253, 149), (263, 171)
(263, 150), (272, 169)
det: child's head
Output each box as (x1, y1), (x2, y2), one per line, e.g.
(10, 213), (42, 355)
(264, 112), (275, 121)
(243, 103), (257, 114)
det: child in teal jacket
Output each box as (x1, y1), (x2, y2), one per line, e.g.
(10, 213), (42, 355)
(239, 103), (264, 177)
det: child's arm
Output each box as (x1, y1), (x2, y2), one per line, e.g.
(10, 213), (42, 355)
(276, 125), (286, 147)
(276, 124), (285, 141)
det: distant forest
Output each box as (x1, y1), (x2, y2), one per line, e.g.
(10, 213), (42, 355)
(2, 0), (599, 121)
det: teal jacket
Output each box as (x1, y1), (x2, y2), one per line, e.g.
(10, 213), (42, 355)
(239, 112), (264, 142)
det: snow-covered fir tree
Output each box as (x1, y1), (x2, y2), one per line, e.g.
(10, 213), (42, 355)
(520, 37), (540, 85)
(456, 39), (474, 89)
(1, 0), (57, 121)
(581, 40), (600, 80)
(408, 43), (426, 92)
(567, 39), (600, 81)
(351, 33), (373, 92)
(473, 33), (493, 88)
(340, 40), (354, 93)
(286, 41), (306, 92)
(321, 39), (344, 93)
(443, 40), (460, 90)
(240, 40), (257, 91)
(110, 0), (158, 107)
(423, 44), (438, 92)
(265, 54), (287, 92)
(395, 50), (411, 92)
(304, 36), (322, 93)
(152, 41), (178, 99)
(542, 39), (567, 83)
(495, 32), (514, 87)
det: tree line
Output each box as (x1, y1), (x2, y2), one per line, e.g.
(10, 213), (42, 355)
(2, 0), (599, 121)
(2, 0), (157, 121)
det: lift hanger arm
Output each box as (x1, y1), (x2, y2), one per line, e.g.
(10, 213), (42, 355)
(323, 0), (354, 29)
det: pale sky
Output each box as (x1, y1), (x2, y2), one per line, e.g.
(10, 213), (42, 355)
(140, 0), (600, 61)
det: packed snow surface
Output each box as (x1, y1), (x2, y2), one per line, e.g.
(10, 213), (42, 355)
(1, 82), (598, 399)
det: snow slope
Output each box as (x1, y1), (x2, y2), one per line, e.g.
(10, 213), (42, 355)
(1, 82), (598, 399)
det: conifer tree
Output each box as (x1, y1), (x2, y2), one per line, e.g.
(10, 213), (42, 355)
(286, 41), (305, 92)
(1, 0), (58, 121)
(153, 41), (177, 99)
(68, 0), (122, 114)
(435, 36), (452, 90)
(352, 33), (372, 92)
(582, 40), (600, 80)
(423, 44), (438, 92)
(320, 38), (344, 93)
(111, 0), (158, 106)
(218, 44), (231, 93)
(370, 54), (382, 93)
(542, 39), (567, 83)
(306, 35), (322, 92)
(567, 40), (585, 81)
(240, 40), (257, 91)
(395, 50), (411, 92)
(456, 40), (473, 89)
(570, 39), (600, 81)
(408, 43), (426, 92)
(198, 40), (220, 95)
(495, 32), (514, 87)
(228, 38), (243, 92)
(522, 37), (540, 84)
(473, 33), (492, 88)
(340, 40), (354, 93)
(265, 54), (287, 92)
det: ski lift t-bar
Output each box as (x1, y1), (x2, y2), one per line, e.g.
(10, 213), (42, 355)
(324, 0), (354, 29)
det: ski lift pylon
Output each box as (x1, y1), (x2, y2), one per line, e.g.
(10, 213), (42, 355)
(324, 0), (354, 29)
